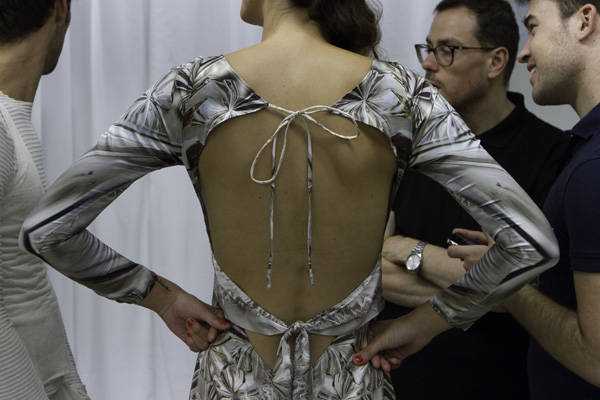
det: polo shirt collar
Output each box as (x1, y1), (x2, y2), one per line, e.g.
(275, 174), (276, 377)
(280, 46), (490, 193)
(478, 92), (526, 148)
(570, 101), (600, 140)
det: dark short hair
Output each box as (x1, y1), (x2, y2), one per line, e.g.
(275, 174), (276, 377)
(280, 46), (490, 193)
(435, 0), (519, 85)
(518, 0), (600, 18)
(0, 0), (70, 43)
(290, 0), (382, 57)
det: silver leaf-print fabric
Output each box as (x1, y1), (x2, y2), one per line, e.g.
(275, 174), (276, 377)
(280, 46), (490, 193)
(20, 55), (558, 396)
(190, 325), (393, 399)
(209, 259), (385, 399)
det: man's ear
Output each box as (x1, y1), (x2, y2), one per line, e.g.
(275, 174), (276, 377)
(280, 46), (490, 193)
(54, 0), (70, 25)
(487, 46), (509, 81)
(572, 4), (598, 41)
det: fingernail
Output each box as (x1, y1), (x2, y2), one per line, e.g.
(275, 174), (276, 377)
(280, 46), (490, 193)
(187, 319), (193, 328)
(186, 332), (191, 337)
(353, 355), (363, 364)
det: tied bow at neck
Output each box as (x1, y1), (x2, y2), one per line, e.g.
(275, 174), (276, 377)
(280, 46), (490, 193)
(250, 104), (361, 288)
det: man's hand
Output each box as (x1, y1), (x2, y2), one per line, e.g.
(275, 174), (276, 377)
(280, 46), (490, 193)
(446, 228), (494, 270)
(352, 303), (452, 371)
(446, 229), (505, 312)
(139, 277), (231, 352)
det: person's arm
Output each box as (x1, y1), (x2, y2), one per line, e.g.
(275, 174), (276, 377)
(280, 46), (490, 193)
(21, 68), (186, 303)
(383, 205), (468, 309)
(447, 161), (600, 386)
(507, 160), (600, 386)
(20, 62), (229, 349)
(447, 252), (600, 387)
(449, 236), (600, 386)
(505, 276), (600, 387)
(406, 71), (558, 329)
(381, 211), (443, 306)
(383, 235), (465, 289)
(139, 275), (230, 352)
(381, 257), (440, 307)
(354, 64), (558, 370)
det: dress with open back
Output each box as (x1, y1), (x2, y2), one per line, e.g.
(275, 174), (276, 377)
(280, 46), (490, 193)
(21, 56), (558, 399)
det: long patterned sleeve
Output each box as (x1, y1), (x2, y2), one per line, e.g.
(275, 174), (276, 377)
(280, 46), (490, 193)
(406, 73), (559, 330)
(20, 67), (188, 303)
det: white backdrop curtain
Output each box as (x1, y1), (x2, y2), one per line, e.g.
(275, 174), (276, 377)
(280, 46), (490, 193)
(31, 1), (575, 399)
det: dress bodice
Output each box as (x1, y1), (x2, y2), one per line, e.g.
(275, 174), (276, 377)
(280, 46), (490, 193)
(21, 55), (558, 330)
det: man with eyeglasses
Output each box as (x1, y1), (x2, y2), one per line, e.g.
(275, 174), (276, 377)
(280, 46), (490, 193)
(379, 0), (570, 399)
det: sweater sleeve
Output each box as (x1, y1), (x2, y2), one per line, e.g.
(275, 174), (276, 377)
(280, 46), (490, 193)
(0, 123), (16, 200)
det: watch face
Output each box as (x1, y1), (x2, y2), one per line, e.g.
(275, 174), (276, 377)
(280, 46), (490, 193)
(406, 255), (420, 271)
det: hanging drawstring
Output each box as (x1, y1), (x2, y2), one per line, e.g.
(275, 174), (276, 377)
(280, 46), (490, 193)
(250, 104), (361, 288)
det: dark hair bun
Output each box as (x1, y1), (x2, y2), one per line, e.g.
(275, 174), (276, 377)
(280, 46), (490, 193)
(291, 0), (381, 56)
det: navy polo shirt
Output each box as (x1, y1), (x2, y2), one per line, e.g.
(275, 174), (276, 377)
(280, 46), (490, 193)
(528, 102), (600, 399)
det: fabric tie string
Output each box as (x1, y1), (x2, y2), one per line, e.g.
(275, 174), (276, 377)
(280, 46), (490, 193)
(250, 105), (361, 288)
(272, 321), (312, 399)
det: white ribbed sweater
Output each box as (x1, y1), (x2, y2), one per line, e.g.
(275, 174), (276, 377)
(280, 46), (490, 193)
(0, 91), (89, 400)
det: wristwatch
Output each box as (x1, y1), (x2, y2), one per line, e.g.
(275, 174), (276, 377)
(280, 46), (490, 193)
(405, 241), (427, 272)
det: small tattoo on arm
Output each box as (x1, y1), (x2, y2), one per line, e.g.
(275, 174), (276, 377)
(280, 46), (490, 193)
(156, 278), (171, 292)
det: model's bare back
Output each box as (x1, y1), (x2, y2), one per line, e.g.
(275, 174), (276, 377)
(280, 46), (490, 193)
(197, 45), (396, 367)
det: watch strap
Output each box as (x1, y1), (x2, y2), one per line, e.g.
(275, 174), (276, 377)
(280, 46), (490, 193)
(412, 241), (427, 255)
(405, 240), (427, 271)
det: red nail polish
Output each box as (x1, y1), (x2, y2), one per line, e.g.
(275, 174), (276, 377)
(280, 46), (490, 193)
(354, 355), (363, 364)
(187, 319), (193, 327)
(186, 332), (191, 338)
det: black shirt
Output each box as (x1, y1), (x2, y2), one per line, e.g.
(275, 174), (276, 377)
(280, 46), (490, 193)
(528, 102), (600, 400)
(381, 92), (571, 399)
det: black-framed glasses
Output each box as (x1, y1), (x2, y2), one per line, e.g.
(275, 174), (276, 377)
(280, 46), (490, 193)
(414, 43), (496, 67)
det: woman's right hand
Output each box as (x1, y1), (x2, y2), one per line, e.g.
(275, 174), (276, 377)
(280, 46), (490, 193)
(160, 290), (231, 352)
(140, 277), (231, 352)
